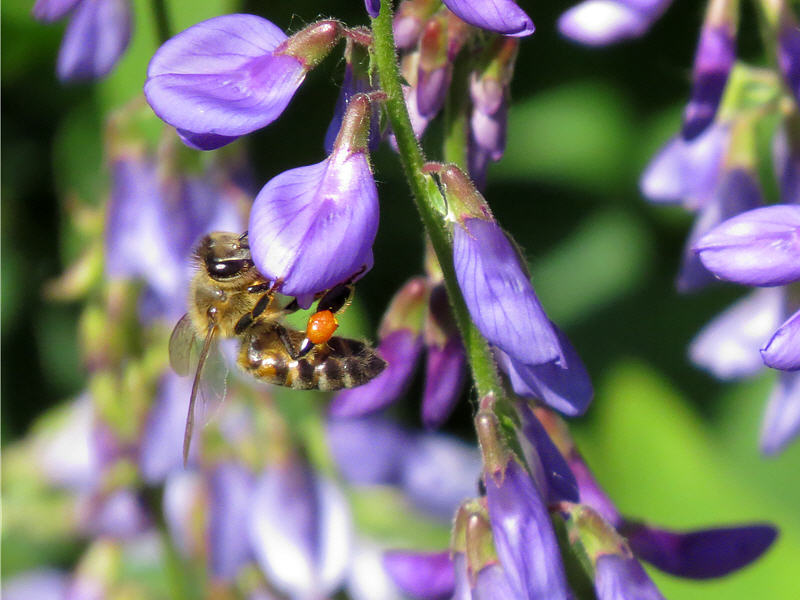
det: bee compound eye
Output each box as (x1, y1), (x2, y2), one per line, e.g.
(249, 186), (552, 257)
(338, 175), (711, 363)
(208, 258), (251, 279)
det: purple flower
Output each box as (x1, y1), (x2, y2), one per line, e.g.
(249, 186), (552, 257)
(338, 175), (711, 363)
(761, 307), (800, 370)
(249, 95), (379, 299)
(622, 522), (778, 579)
(773, 122), (800, 203)
(400, 433), (481, 519)
(496, 325), (593, 416)
(2, 569), (69, 600)
(677, 168), (763, 292)
(208, 463), (255, 580)
(594, 554), (665, 600)
(689, 288), (784, 379)
(329, 329), (423, 416)
(484, 460), (569, 599)
(777, 18), (800, 105)
(761, 370), (800, 454)
(694, 204), (800, 287)
(640, 123), (728, 209)
(248, 462), (352, 597)
(326, 415), (411, 485)
(34, 0), (131, 81)
(558, 0), (672, 46)
(442, 0), (534, 37)
(144, 15), (307, 149)
(80, 488), (150, 539)
(416, 16), (452, 118)
(422, 336), (466, 428)
(365, 0), (381, 18)
(472, 563), (518, 599)
(348, 541), (407, 600)
(383, 551), (455, 599)
(453, 217), (560, 366)
(682, 18), (736, 140)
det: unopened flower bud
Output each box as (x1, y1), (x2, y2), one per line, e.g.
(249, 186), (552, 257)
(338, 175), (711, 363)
(475, 404), (509, 486)
(417, 15), (452, 117)
(278, 19), (342, 69)
(439, 163), (493, 223)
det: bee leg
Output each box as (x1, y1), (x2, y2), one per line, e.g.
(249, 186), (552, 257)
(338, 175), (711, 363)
(283, 298), (301, 313)
(277, 325), (301, 361)
(234, 292), (273, 335)
(317, 282), (353, 315)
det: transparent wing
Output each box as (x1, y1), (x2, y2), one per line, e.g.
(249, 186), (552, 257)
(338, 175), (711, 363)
(169, 314), (198, 376)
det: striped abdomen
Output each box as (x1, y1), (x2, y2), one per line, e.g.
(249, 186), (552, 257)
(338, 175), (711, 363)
(238, 323), (386, 391)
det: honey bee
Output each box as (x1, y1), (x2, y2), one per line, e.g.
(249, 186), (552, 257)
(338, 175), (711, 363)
(169, 231), (386, 462)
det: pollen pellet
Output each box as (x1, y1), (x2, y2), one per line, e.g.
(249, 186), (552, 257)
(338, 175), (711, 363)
(306, 310), (338, 344)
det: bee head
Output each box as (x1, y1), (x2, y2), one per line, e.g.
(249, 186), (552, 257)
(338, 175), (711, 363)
(198, 232), (254, 281)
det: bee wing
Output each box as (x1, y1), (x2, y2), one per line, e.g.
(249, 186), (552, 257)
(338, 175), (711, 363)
(183, 324), (220, 465)
(169, 313), (199, 376)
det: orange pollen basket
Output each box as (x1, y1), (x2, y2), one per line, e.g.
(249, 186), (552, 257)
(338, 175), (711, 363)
(306, 310), (339, 344)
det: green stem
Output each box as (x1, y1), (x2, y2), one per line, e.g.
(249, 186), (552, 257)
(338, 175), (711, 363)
(371, 0), (504, 400)
(151, 0), (173, 44)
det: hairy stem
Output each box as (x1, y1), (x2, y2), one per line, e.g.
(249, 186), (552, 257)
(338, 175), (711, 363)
(371, 0), (503, 400)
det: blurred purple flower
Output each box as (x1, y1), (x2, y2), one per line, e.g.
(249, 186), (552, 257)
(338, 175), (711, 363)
(677, 168), (763, 292)
(347, 540), (407, 600)
(594, 554), (665, 600)
(326, 415), (411, 485)
(2, 569), (69, 600)
(682, 21), (736, 140)
(80, 488), (150, 539)
(761, 370), (800, 454)
(773, 123), (800, 203)
(329, 329), (423, 417)
(248, 461), (352, 597)
(400, 433), (481, 519)
(249, 95), (379, 299)
(694, 204), (800, 287)
(558, 0), (672, 46)
(383, 551), (455, 599)
(777, 17), (800, 105)
(761, 308), (800, 370)
(209, 463), (255, 581)
(442, 0), (534, 37)
(496, 324), (593, 416)
(453, 217), (560, 366)
(422, 336), (466, 428)
(34, 0), (132, 81)
(484, 460), (569, 599)
(163, 470), (207, 558)
(689, 288), (784, 379)
(144, 15), (307, 149)
(472, 563), (518, 600)
(640, 122), (728, 209)
(622, 522), (778, 579)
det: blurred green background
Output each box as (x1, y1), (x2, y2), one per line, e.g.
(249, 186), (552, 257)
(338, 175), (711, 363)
(2, 0), (799, 597)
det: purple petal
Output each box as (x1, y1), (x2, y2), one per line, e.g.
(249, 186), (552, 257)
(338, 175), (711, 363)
(177, 129), (241, 151)
(773, 123), (800, 204)
(678, 168), (764, 292)
(145, 15), (304, 140)
(326, 415), (410, 485)
(32, 0), (81, 22)
(389, 85), (431, 150)
(57, 0), (131, 81)
(329, 329), (422, 417)
(82, 488), (150, 539)
(422, 337), (466, 428)
(496, 326), (593, 417)
(778, 21), (800, 106)
(248, 464), (352, 598)
(442, 0), (534, 37)
(472, 563), (517, 600)
(485, 460), (570, 599)
(640, 123), (728, 208)
(695, 204), (800, 287)
(760, 370), (800, 454)
(558, 0), (671, 46)
(324, 61), (381, 154)
(594, 554), (665, 600)
(417, 65), (452, 118)
(624, 522), (777, 579)
(517, 405), (579, 504)
(209, 463), (255, 580)
(365, 0), (381, 18)
(138, 373), (198, 483)
(453, 218), (560, 366)
(163, 470), (207, 557)
(689, 288), (784, 379)
(569, 452), (621, 526)
(682, 25), (736, 140)
(2, 569), (69, 600)
(400, 433), (481, 519)
(761, 307), (800, 370)
(452, 553), (471, 600)
(249, 152), (379, 297)
(383, 551), (455, 600)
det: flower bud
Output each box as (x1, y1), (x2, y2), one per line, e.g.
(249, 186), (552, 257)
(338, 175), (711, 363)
(394, 0), (440, 49)
(442, 0), (534, 38)
(558, 0), (672, 46)
(439, 163), (493, 223)
(417, 15), (452, 117)
(249, 93), (380, 299)
(475, 405), (509, 486)
(278, 20), (342, 70)
(681, 0), (738, 140)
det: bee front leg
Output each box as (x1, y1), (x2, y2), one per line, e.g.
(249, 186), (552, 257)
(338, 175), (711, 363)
(235, 287), (276, 335)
